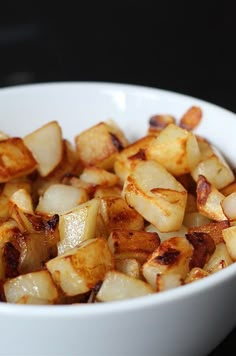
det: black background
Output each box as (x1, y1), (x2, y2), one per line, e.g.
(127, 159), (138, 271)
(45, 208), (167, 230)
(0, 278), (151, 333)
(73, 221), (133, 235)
(0, 1), (236, 355)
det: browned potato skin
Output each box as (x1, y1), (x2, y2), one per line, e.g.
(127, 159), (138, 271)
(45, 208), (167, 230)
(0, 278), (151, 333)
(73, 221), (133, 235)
(108, 229), (160, 263)
(188, 220), (230, 245)
(186, 232), (216, 269)
(179, 106), (202, 131)
(0, 138), (37, 183)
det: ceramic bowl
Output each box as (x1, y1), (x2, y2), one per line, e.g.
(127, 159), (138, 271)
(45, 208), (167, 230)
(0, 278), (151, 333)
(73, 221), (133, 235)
(0, 82), (236, 356)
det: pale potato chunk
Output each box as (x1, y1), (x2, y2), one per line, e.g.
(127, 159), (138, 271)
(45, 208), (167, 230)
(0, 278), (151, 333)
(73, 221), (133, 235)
(80, 167), (120, 187)
(96, 271), (154, 302)
(4, 270), (58, 304)
(58, 198), (100, 255)
(156, 273), (183, 292)
(36, 184), (88, 215)
(0, 138), (37, 182)
(9, 188), (34, 214)
(204, 242), (233, 273)
(146, 123), (201, 176)
(115, 258), (141, 279)
(142, 237), (193, 289)
(221, 192), (236, 222)
(46, 238), (115, 296)
(185, 267), (209, 284)
(145, 224), (188, 242)
(24, 121), (63, 177)
(123, 160), (187, 232)
(222, 226), (236, 261)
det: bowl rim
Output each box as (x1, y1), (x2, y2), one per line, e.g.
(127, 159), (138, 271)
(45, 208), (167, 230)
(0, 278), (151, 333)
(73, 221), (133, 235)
(0, 80), (236, 317)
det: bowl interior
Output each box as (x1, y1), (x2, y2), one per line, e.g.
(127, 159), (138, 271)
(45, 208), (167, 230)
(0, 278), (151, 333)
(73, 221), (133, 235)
(0, 81), (236, 315)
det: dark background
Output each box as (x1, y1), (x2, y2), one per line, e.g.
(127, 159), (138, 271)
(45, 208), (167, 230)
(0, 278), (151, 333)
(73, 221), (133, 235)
(0, 1), (236, 354)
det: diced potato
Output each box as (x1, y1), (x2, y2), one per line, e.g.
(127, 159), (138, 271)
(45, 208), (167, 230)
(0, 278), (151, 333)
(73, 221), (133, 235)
(0, 138), (37, 182)
(188, 220), (230, 245)
(204, 242), (233, 273)
(196, 175), (226, 221)
(80, 167), (120, 187)
(36, 184), (88, 215)
(221, 192), (236, 222)
(108, 229), (160, 263)
(179, 106), (202, 131)
(145, 224), (188, 242)
(196, 137), (215, 160)
(148, 114), (176, 132)
(9, 188), (34, 214)
(58, 198), (100, 255)
(46, 238), (115, 296)
(99, 196), (144, 235)
(96, 271), (154, 302)
(24, 121), (63, 177)
(222, 225), (236, 261)
(115, 258), (141, 279)
(114, 135), (157, 182)
(185, 267), (209, 284)
(4, 270), (58, 304)
(123, 160), (187, 232)
(156, 273), (183, 292)
(142, 237), (193, 289)
(146, 123), (201, 176)
(191, 154), (235, 190)
(75, 122), (128, 170)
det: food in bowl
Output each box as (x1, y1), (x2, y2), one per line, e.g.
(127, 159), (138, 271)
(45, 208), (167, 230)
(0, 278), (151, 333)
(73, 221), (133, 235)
(1, 99), (236, 306)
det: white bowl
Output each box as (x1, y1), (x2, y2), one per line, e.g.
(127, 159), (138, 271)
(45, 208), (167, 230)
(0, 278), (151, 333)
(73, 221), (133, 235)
(0, 82), (236, 356)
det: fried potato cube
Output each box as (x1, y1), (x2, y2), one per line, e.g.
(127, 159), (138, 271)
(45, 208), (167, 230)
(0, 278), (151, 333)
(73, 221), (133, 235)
(191, 154), (235, 190)
(46, 238), (115, 296)
(80, 167), (120, 187)
(123, 160), (187, 232)
(188, 220), (229, 245)
(24, 121), (63, 177)
(108, 229), (160, 263)
(0, 138), (37, 183)
(142, 237), (193, 290)
(196, 175), (226, 221)
(179, 106), (202, 131)
(222, 225), (236, 261)
(4, 270), (58, 304)
(156, 273), (183, 292)
(185, 267), (209, 284)
(148, 114), (176, 132)
(115, 258), (141, 279)
(58, 198), (100, 255)
(9, 188), (34, 214)
(221, 192), (236, 222)
(96, 271), (154, 302)
(203, 242), (233, 273)
(75, 121), (128, 170)
(114, 135), (157, 182)
(99, 196), (144, 234)
(146, 123), (201, 176)
(36, 184), (88, 215)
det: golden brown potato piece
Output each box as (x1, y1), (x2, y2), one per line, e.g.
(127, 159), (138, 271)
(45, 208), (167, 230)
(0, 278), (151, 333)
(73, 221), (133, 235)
(188, 220), (229, 245)
(96, 271), (154, 302)
(146, 123), (201, 176)
(123, 160), (187, 232)
(0, 138), (37, 183)
(179, 106), (202, 131)
(142, 236), (193, 290)
(99, 196), (144, 235)
(46, 238), (115, 296)
(80, 167), (120, 187)
(196, 175), (226, 221)
(108, 229), (160, 263)
(4, 270), (59, 304)
(75, 121), (128, 170)
(24, 121), (63, 177)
